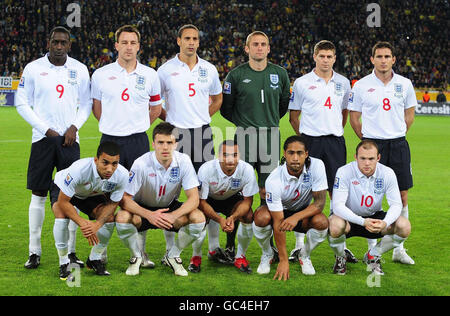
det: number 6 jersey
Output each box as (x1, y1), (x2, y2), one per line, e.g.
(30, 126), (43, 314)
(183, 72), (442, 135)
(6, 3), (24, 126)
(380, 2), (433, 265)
(332, 161), (402, 227)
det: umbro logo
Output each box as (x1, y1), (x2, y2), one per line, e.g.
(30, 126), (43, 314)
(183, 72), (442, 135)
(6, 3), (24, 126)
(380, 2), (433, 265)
(149, 173), (156, 177)
(171, 72), (180, 76)
(308, 86), (317, 90)
(368, 88), (375, 92)
(108, 76), (117, 80)
(352, 181), (360, 185)
(40, 72), (48, 76)
(242, 79), (251, 83)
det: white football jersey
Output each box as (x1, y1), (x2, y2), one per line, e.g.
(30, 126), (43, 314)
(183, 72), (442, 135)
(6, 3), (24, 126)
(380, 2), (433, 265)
(289, 70), (351, 137)
(265, 157), (328, 212)
(54, 158), (129, 202)
(348, 70), (417, 139)
(332, 161), (402, 226)
(16, 54), (91, 143)
(91, 61), (162, 136)
(126, 151), (199, 207)
(157, 54), (222, 129)
(198, 159), (259, 200)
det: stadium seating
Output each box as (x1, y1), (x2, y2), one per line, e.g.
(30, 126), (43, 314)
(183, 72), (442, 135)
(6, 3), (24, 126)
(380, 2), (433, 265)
(0, 0), (447, 88)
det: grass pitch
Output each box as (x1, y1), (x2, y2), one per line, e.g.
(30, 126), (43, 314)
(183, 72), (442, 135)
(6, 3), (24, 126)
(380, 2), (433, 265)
(0, 106), (449, 296)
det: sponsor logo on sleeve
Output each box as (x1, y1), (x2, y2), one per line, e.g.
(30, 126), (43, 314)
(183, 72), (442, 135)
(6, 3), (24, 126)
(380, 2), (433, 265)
(64, 174), (73, 186)
(266, 192), (273, 203)
(128, 171), (136, 183)
(223, 81), (231, 94)
(19, 77), (25, 88)
(334, 177), (340, 189)
(348, 92), (354, 103)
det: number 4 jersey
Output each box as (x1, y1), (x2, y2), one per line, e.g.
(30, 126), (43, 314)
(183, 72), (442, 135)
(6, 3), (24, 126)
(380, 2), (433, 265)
(348, 70), (417, 140)
(332, 161), (402, 227)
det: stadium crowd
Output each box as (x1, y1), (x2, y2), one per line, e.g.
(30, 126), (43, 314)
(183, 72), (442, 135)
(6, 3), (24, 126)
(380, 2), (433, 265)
(1, 0), (448, 88)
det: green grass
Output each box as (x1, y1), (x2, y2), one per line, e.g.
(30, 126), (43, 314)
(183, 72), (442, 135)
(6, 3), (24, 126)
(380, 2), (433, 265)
(0, 106), (449, 296)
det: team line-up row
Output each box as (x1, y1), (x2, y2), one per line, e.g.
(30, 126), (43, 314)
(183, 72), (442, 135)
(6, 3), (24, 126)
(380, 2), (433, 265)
(17, 24), (416, 281)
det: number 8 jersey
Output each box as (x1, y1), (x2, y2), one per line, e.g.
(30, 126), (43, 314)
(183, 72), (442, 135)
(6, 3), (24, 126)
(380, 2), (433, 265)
(332, 161), (402, 227)
(348, 70), (417, 140)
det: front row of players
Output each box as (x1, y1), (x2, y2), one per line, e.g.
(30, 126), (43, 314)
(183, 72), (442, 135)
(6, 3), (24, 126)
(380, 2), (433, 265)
(51, 122), (410, 280)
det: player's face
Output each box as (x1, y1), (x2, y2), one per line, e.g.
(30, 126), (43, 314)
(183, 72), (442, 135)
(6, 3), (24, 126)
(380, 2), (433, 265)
(355, 146), (380, 177)
(94, 153), (120, 180)
(371, 48), (396, 74)
(245, 35), (270, 62)
(153, 133), (177, 164)
(314, 49), (336, 73)
(177, 28), (199, 57)
(219, 145), (240, 173)
(284, 142), (308, 176)
(48, 32), (71, 61)
(115, 31), (140, 62)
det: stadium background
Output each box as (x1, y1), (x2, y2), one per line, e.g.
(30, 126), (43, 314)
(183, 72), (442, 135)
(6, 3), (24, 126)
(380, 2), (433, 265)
(0, 0), (449, 298)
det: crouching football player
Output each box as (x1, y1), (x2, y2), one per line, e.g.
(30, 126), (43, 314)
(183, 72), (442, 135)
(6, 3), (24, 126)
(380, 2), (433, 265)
(51, 141), (128, 280)
(328, 140), (411, 275)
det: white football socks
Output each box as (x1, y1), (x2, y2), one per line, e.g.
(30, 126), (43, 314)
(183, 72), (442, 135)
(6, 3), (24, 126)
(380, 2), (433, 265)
(89, 223), (115, 261)
(168, 223), (205, 258)
(207, 220), (220, 252)
(53, 218), (70, 265)
(328, 234), (346, 257)
(252, 223), (273, 256)
(116, 223), (142, 258)
(235, 222), (253, 258)
(303, 228), (328, 258)
(29, 194), (46, 256)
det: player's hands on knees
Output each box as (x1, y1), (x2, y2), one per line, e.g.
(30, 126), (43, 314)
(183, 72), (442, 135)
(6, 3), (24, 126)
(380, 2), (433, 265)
(63, 125), (77, 147)
(223, 216), (235, 233)
(279, 217), (298, 232)
(149, 208), (173, 230)
(273, 261), (290, 281)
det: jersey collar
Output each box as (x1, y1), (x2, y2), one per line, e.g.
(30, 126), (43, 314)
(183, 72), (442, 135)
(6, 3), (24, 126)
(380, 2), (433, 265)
(281, 162), (306, 182)
(151, 151), (179, 171)
(44, 53), (69, 68)
(113, 60), (144, 75)
(311, 69), (336, 83)
(370, 69), (397, 86)
(215, 159), (239, 179)
(91, 158), (101, 180)
(352, 161), (378, 179)
(175, 53), (202, 69)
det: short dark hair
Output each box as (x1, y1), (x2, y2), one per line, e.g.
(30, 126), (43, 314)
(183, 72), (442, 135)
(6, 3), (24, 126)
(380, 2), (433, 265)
(355, 140), (379, 156)
(177, 24), (199, 38)
(49, 26), (70, 40)
(372, 41), (395, 57)
(283, 135), (308, 152)
(219, 139), (238, 153)
(152, 122), (176, 140)
(97, 141), (120, 158)
(314, 40), (335, 55)
(115, 25), (141, 43)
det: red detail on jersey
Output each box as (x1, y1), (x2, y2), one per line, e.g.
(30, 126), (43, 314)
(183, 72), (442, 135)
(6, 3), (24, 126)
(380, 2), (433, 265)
(292, 189), (300, 201)
(368, 88), (375, 92)
(108, 76), (117, 80)
(209, 182), (218, 185)
(284, 185), (290, 191)
(352, 181), (360, 185)
(308, 86), (317, 90)
(149, 173), (156, 177)
(171, 72), (180, 76)
(40, 72), (48, 76)
(150, 94), (161, 102)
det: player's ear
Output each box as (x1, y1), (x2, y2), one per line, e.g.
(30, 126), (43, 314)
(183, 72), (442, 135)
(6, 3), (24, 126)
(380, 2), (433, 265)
(376, 153), (381, 162)
(392, 55), (396, 65)
(244, 45), (249, 55)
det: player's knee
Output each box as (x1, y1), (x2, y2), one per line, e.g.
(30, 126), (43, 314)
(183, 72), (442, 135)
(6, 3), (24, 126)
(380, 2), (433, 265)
(51, 202), (66, 218)
(395, 216), (411, 238)
(253, 206), (271, 227)
(189, 209), (206, 224)
(240, 209), (253, 224)
(115, 210), (133, 224)
(328, 215), (346, 238)
(311, 213), (328, 230)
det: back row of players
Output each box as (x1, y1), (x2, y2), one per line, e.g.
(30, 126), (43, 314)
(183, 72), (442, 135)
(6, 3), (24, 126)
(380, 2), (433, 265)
(17, 24), (416, 280)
